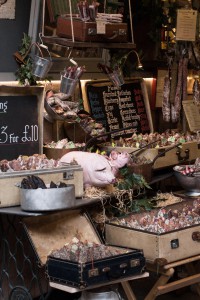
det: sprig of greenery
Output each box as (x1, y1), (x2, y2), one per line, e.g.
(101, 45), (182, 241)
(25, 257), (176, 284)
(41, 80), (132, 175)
(15, 33), (37, 86)
(115, 166), (151, 191)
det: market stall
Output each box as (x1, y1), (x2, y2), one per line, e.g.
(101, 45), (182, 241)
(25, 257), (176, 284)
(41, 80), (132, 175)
(1, 1), (200, 299)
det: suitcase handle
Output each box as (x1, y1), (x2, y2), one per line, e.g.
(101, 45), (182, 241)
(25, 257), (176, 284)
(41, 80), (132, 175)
(106, 32), (118, 40)
(105, 28), (127, 40)
(107, 266), (128, 280)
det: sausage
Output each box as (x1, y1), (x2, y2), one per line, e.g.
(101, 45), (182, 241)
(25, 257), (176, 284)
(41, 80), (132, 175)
(162, 73), (171, 122)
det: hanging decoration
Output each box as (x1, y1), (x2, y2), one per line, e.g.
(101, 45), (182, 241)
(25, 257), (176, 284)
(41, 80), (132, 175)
(193, 75), (200, 106)
(0, 0), (15, 19)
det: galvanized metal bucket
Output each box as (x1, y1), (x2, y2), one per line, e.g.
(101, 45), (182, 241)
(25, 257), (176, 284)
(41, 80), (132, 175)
(79, 289), (122, 300)
(107, 68), (125, 87)
(19, 184), (75, 212)
(60, 74), (78, 96)
(32, 44), (52, 79)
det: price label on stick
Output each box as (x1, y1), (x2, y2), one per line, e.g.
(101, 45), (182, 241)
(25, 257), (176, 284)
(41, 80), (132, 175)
(96, 20), (106, 34)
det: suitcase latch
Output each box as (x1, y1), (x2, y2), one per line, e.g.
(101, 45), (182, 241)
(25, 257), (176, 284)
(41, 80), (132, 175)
(171, 239), (179, 249)
(63, 171), (74, 180)
(130, 259), (140, 267)
(88, 268), (99, 277)
(119, 29), (127, 36)
(176, 148), (190, 162)
(88, 28), (97, 35)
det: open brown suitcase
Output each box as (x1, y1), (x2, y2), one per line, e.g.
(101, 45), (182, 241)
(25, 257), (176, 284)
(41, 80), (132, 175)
(56, 16), (128, 42)
(22, 210), (146, 289)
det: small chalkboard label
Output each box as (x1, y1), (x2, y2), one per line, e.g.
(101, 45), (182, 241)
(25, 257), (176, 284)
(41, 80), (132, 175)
(81, 78), (153, 139)
(0, 86), (44, 160)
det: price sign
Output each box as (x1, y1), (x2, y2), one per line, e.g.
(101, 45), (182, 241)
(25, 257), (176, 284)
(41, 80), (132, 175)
(81, 78), (153, 139)
(176, 9), (197, 41)
(0, 86), (44, 160)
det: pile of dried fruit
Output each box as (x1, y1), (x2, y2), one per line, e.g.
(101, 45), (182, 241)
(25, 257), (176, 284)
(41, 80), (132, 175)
(20, 175), (68, 189)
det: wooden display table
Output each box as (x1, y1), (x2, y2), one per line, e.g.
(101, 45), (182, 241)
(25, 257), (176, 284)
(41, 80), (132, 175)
(50, 272), (149, 300)
(145, 255), (200, 300)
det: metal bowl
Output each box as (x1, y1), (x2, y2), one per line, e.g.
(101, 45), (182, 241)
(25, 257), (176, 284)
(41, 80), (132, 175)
(79, 289), (121, 300)
(19, 184), (75, 212)
(173, 165), (200, 196)
(44, 100), (66, 121)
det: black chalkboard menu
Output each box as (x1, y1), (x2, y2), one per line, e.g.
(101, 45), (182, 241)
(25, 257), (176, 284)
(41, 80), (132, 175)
(0, 86), (44, 160)
(81, 78), (153, 139)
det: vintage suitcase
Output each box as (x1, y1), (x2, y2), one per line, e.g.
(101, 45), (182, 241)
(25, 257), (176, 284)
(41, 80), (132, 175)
(56, 16), (128, 42)
(99, 141), (200, 170)
(0, 165), (83, 207)
(105, 198), (200, 264)
(22, 210), (146, 289)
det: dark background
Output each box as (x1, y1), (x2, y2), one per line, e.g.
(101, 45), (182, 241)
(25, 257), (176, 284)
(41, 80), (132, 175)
(0, 0), (31, 72)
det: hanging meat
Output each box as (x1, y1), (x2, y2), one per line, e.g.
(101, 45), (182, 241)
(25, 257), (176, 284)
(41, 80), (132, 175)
(162, 72), (171, 122)
(162, 43), (189, 124)
(193, 75), (200, 106)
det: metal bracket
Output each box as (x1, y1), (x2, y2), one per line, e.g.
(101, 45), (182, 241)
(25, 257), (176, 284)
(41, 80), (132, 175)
(130, 259), (141, 267)
(88, 28), (97, 35)
(119, 29), (127, 36)
(171, 239), (179, 249)
(88, 268), (99, 277)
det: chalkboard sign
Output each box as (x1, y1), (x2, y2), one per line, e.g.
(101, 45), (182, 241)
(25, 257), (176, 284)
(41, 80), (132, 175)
(81, 78), (153, 139)
(0, 86), (44, 160)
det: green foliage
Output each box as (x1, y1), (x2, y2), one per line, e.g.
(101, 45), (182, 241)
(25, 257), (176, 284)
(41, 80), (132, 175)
(15, 33), (37, 86)
(19, 33), (32, 57)
(15, 58), (37, 86)
(115, 166), (151, 191)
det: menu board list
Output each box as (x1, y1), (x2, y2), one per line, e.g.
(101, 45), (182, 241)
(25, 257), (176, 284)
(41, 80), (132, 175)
(86, 80), (151, 139)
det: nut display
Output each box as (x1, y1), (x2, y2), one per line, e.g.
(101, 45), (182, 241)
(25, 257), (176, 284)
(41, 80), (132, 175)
(49, 237), (131, 263)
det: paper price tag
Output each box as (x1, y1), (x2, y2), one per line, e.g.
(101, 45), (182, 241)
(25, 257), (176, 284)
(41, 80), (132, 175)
(176, 9), (197, 41)
(183, 100), (200, 132)
(96, 20), (106, 34)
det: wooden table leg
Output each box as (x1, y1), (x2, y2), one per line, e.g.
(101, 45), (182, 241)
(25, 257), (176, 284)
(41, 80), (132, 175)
(185, 262), (200, 296)
(144, 268), (175, 300)
(121, 281), (137, 300)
